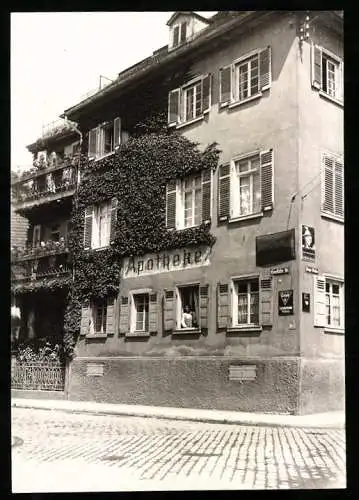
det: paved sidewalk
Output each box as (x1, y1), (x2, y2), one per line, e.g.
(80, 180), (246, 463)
(11, 398), (345, 429)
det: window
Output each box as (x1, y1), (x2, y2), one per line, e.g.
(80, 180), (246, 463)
(325, 280), (343, 328)
(83, 198), (118, 250)
(50, 225), (60, 242)
(321, 153), (344, 220)
(172, 21), (187, 48)
(177, 285), (199, 329)
(233, 278), (260, 327)
(133, 293), (149, 332)
(312, 45), (343, 102)
(168, 74), (211, 126)
(92, 299), (107, 334)
(32, 224), (41, 247)
(88, 117), (121, 159)
(218, 150), (273, 222)
(219, 47), (271, 108)
(166, 170), (212, 229)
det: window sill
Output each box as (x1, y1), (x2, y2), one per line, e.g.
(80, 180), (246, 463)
(321, 212), (344, 224)
(175, 115), (206, 130)
(318, 90), (343, 107)
(93, 151), (116, 162)
(229, 212), (263, 223)
(227, 326), (262, 334)
(85, 333), (108, 339)
(125, 331), (151, 337)
(324, 327), (344, 335)
(172, 328), (201, 335)
(226, 93), (263, 110)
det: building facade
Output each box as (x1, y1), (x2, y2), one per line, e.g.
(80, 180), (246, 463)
(11, 11), (344, 414)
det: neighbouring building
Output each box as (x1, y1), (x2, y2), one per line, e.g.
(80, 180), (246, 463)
(11, 11), (344, 414)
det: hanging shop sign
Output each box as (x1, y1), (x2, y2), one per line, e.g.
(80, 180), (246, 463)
(302, 225), (315, 261)
(302, 292), (310, 312)
(278, 289), (294, 316)
(305, 265), (319, 274)
(270, 266), (289, 275)
(122, 246), (211, 278)
(256, 229), (296, 266)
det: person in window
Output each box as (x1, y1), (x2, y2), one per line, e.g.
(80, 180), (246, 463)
(11, 304), (21, 343)
(181, 304), (198, 329)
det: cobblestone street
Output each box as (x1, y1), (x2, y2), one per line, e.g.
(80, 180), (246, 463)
(11, 407), (346, 492)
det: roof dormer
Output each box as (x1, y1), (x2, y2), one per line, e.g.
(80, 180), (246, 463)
(167, 11), (211, 51)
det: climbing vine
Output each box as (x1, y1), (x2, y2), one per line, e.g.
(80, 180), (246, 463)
(62, 128), (220, 357)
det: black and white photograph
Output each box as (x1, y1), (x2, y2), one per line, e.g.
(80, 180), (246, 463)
(10, 11), (345, 493)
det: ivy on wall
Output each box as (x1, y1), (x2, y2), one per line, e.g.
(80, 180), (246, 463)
(63, 128), (220, 357)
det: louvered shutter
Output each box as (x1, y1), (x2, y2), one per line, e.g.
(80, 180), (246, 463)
(334, 160), (344, 218)
(260, 46), (271, 90)
(106, 297), (115, 334)
(219, 66), (232, 106)
(217, 283), (229, 329)
(80, 303), (90, 336)
(164, 289), (176, 331)
(199, 285), (209, 330)
(322, 155), (334, 213)
(173, 25), (180, 47)
(202, 170), (212, 223)
(119, 296), (129, 334)
(110, 197), (118, 243)
(202, 74), (211, 114)
(260, 149), (274, 211)
(113, 117), (121, 148)
(168, 88), (181, 125)
(218, 163), (231, 221)
(149, 293), (158, 333)
(180, 22), (187, 43)
(166, 180), (177, 229)
(260, 278), (273, 326)
(314, 275), (326, 327)
(338, 60), (344, 102)
(311, 45), (322, 90)
(83, 206), (93, 250)
(88, 128), (98, 157)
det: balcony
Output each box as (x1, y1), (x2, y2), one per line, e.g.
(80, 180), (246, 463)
(11, 238), (69, 263)
(11, 251), (72, 284)
(12, 155), (78, 212)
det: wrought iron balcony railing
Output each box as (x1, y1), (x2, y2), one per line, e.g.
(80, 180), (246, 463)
(11, 254), (72, 283)
(11, 238), (69, 262)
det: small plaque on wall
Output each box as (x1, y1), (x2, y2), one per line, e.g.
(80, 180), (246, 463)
(302, 292), (310, 312)
(86, 363), (104, 377)
(229, 365), (257, 381)
(278, 290), (294, 316)
(302, 225), (315, 261)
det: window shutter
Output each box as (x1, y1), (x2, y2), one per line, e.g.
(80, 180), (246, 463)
(110, 197), (118, 243)
(83, 206), (93, 250)
(314, 275), (326, 327)
(311, 45), (322, 90)
(164, 289), (176, 331)
(217, 283), (229, 329)
(119, 296), (129, 334)
(80, 303), (90, 336)
(106, 297), (115, 334)
(149, 293), (158, 333)
(260, 278), (273, 326)
(88, 128), (98, 157)
(180, 22), (187, 43)
(334, 160), (344, 218)
(113, 117), (121, 148)
(202, 74), (211, 114)
(219, 66), (232, 106)
(260, 149), (274, 211)
(202, 170), (212, 223)
(173, 25), (179, 47)
(168, 88), (181, 125)
(199, 285), (209, 330)
(260, 46), (271, 90)
(338, 60), (344, 102)
(322, 155), (334, 213)
(166, 181), (177, 229)
(218, 163), (231, 221)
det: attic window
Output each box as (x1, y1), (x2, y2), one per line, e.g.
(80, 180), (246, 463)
(172, 21), (187, 48)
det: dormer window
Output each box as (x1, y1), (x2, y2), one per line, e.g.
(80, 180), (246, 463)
(167, 12), (211, 51)
(172, 21), (187, 48)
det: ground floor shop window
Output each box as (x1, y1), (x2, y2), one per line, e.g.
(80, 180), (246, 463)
(177, 285), (199, 329)
(232, 277), (260, 327)
(325, 279), (344, 329)
(92, 299), (107, 334)
(131, 293), (149, 332)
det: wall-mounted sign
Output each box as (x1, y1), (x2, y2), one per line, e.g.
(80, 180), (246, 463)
(229, 365), (257, 381)
(86, 363), (104, 377)
(302, 225), (315, 261)
(256, 229), (296, 267)
(302, 292), (310, 312)
(122, 246), (211, 278)
(305, 265), (319, 274)
(270, 266), (289, 275)
(278, 290), (294, 316)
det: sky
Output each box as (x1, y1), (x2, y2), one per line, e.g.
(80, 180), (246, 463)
(11, 12), (217, 172)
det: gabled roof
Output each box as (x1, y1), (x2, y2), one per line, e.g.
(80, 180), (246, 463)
(166, 11), (212, 26)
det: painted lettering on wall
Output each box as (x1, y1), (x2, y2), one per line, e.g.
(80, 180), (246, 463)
(121, 246), (211, 278)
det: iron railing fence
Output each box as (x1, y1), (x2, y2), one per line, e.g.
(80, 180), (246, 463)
(11, 361), (65, 391)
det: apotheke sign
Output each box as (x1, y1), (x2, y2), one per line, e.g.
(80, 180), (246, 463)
(122, 246), (211, 278)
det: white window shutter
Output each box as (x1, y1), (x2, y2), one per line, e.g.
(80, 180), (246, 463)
(110, 197), (118, 243)
(166, 180), (177, 229)
(322, 154), (334, 213)
(201, 170), (212, 222)
(202, 74), (212, 114)
(260, 149), (274, 211)
(106, 297), (115, 334)
(119, 296), (129, 334)
(113, 117), (121, 148)
(218, 163), (231, 221)
(334, 160), (344, 218)
(88, 128), (98, 157)
(83, 206), (93, 250)
(219, 65), (232, 106)
(260, 278), (273, 326)
(260, 46), (271, 90)
(80, 302), (91, 336)
(339, 60), (344, 102)
(311, 44), (322, 90)
(314, 275), (326, 327)
(168, 88), (181, 125)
